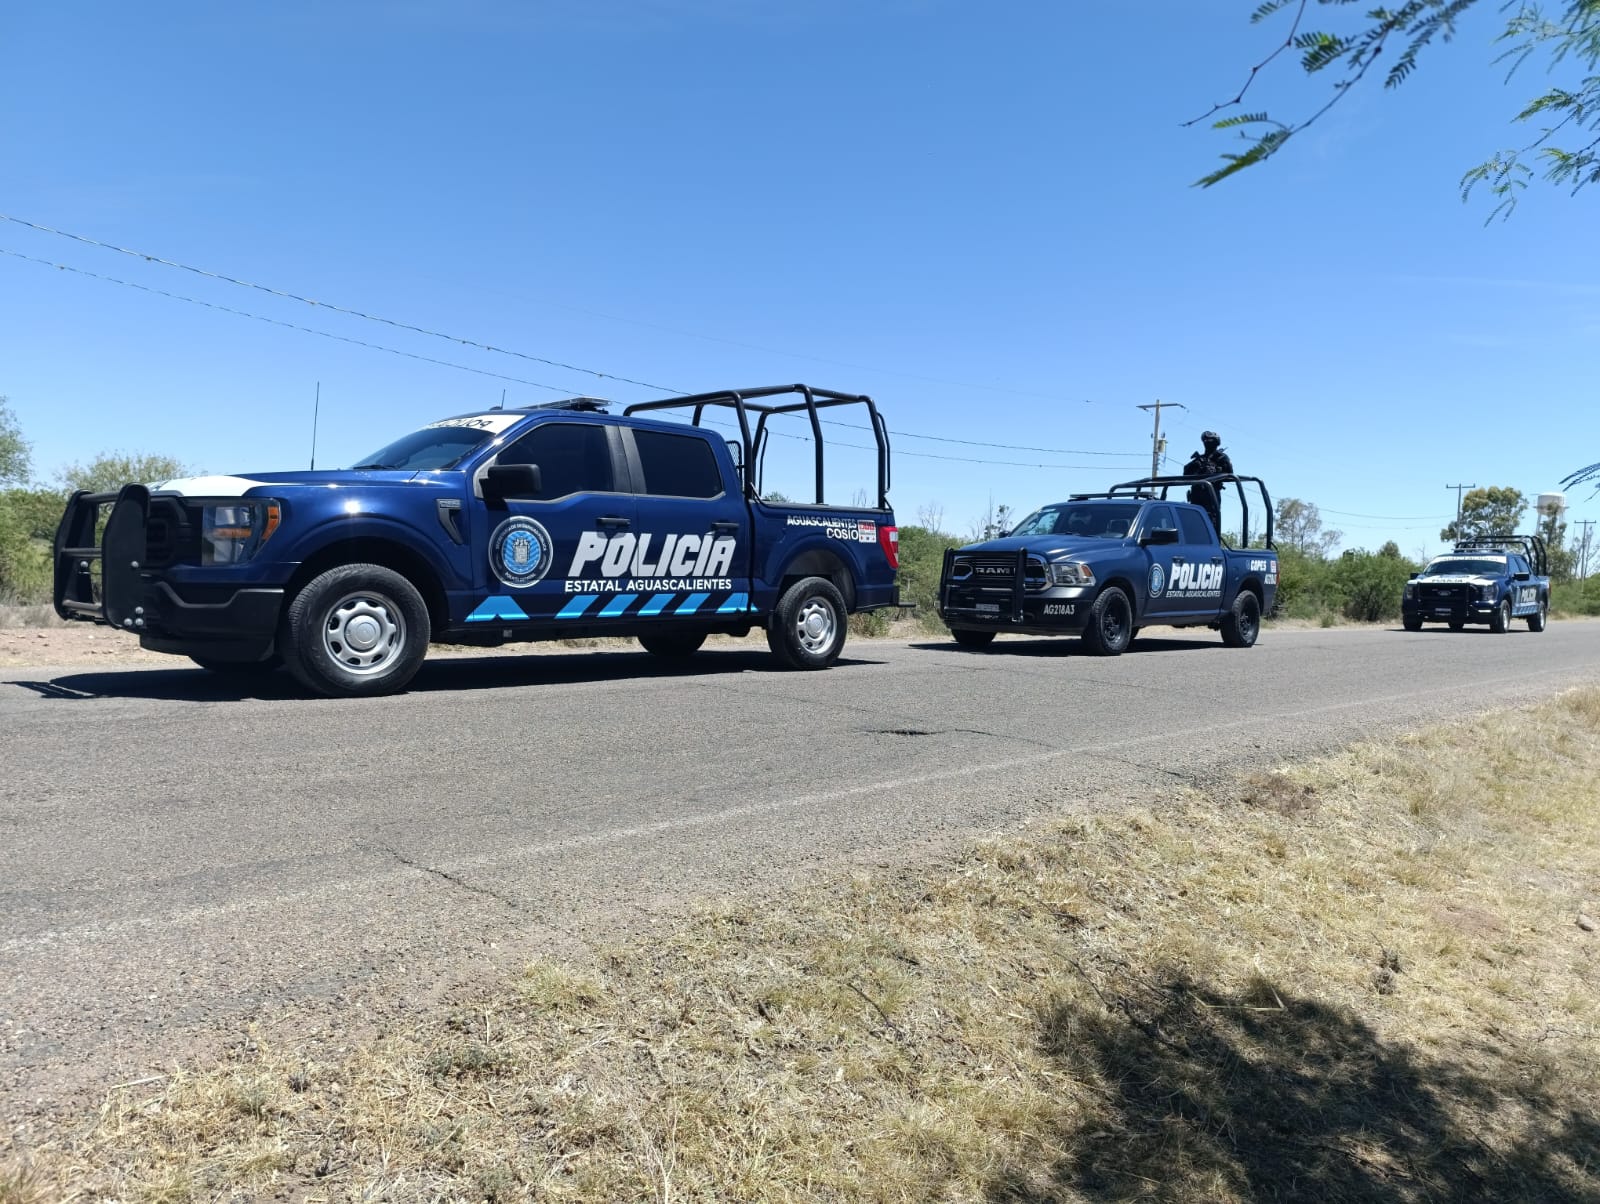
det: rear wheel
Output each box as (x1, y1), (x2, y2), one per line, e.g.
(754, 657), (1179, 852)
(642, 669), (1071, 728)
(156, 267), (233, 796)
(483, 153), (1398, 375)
(1527, 600), (1548, 632)
(951, 628), (996, 650)
(280, 564), (431, 697)
(1490, 597), (1511, 633)
(638, 631), (707, 659)
(1221, 590), (1261, 648)
(1081, 586), (1133, 656)
(1403, 615), (1423, 632)
(766, 577), (848, 670)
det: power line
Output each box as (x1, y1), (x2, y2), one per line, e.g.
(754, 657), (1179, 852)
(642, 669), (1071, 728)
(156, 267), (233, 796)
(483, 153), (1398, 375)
(3, 226), (1151, 465)
(0, 212), (677, 393)
(1319, 506), (1453, 520)
(0, 248), (580, 394)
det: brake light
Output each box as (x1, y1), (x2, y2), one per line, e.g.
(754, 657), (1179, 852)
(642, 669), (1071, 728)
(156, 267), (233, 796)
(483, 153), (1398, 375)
(878, 524), (900, 570)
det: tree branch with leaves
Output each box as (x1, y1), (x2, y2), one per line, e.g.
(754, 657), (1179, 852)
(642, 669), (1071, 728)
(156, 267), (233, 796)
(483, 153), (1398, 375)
(1198, 1), (1600, 217)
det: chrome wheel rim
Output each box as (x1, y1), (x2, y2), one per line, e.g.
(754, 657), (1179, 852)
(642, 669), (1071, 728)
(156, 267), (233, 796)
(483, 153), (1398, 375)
(795, 597), (837, 654)
(322, 591), (405, 676)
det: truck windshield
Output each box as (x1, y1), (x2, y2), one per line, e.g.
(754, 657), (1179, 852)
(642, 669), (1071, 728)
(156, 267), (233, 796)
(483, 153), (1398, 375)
(1423, 557), (1507, 576)
(1009, 503), (1143, 539)
(348, 414), (522, 471)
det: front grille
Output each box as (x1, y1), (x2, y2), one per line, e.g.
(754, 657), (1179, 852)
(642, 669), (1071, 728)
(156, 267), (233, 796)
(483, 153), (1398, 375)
(949, 553), (1048, 591)
(142, 498), (200, 569)
(1418, 583), (1470, 603)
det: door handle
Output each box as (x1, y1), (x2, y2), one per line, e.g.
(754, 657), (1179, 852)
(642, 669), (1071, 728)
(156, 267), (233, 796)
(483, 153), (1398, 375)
(1211, 556), (1224, 564)
(596, 515), (631, 529)
(711, 521), (739, 535)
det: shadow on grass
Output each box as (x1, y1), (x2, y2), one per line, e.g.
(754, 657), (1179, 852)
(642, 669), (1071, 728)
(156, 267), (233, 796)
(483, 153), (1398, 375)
(990, 971), (1599, 1203)
(7, 648), (886, 702)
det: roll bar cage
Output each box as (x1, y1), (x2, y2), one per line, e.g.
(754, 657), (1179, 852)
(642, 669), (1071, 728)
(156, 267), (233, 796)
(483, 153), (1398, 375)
(623, 383), (890, 509)
(1069, 473), (1275, 549)
(1452, 534), (1548, 576)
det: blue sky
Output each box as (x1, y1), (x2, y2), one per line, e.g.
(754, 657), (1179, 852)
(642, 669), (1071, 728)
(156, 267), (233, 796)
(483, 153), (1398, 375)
(3, 0), (1595, 556)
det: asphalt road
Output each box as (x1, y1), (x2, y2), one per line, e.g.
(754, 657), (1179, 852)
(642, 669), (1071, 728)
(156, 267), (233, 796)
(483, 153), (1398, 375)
(4, 620), (1598, 1119)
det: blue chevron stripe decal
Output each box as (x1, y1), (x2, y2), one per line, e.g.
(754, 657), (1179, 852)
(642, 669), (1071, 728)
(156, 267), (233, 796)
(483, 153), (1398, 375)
(557, 595), (597, 619)
(676, 592), (711, 614)
(639, 593), (675, 616)
(465, 595), (529, 622)
(716, 592), (749, 614)
(599, 593), (639, 618)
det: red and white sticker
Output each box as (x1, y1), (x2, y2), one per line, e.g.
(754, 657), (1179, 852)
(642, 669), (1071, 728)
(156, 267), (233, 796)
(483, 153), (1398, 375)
(857, 520), (876, 543)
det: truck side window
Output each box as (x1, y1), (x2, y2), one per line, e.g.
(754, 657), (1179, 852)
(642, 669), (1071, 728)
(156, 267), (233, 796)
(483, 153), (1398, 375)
(1177, 508), (1215, 545)
(1143, 504), (1177, 536)
(497, 423), (614, 499)
(634, 429), (723, 498)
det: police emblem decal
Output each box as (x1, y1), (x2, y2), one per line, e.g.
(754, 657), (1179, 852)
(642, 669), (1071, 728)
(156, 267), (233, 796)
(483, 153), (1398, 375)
(1149, 563), (1165, 597)
(489, 516), (554, 588)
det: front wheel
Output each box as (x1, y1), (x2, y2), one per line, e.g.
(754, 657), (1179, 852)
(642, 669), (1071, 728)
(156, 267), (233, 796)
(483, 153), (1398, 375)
(1490, 597), (1511, 633)
(280, 564), (431, 697)
(1221, 590), (1261, 648)
(1080, 586), (1133, 656)
(1527, 600), (1548, 632)
(1402, 615), (1423, 632)
(767, 577), (848, 670)
(638, 631), (707, 659)
(951, 628), (996, 650)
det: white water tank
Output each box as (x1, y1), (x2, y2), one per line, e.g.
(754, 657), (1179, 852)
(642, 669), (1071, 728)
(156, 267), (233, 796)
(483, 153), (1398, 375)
(1537, 491), (1567, 517)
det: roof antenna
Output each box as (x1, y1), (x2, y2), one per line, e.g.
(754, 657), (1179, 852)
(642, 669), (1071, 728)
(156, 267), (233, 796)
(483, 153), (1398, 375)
(310, 381), (320, 470)
(494, 388), (505, 411)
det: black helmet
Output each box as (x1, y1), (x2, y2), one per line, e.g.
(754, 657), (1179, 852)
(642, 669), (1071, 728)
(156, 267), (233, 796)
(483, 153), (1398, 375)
(1201, 430), (1220, 445)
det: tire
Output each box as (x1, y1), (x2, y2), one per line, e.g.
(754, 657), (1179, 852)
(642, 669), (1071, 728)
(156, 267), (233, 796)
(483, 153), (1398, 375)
(190, 652), (282, 675)
(1403, 615), (1423, 632)
(766, 577), (849, 670)
(279, 564), (431, 697)
(1490, 597), (1511, 634)
(1221, 590), (1262, 648)
(638, 631), (706, 659)
(951, 628), (997, 650)
(1528, 600), (1548, 632)
(1080, 586), (1133, 656)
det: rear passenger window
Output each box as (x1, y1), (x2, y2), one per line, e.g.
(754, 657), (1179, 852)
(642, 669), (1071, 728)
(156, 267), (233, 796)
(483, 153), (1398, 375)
(634, 430), (723, 498)
(497, 422), (614, 499)
(1178, 508), (1214, 544)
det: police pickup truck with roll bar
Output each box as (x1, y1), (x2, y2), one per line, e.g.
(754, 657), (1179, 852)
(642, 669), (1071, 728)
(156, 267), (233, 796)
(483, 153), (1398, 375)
(937, 473), (1277, 654)
(1400, 534), (1549, 633)
(53, 384), (902, 697)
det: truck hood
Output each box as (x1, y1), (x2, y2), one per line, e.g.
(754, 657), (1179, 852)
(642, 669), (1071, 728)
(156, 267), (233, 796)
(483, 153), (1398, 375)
(960, 535), (1127, 559)
(146, 469), (457, 496)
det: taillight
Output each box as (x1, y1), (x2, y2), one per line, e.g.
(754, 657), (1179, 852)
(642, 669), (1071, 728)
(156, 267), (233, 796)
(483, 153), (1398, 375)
(878, 525), (900, 570)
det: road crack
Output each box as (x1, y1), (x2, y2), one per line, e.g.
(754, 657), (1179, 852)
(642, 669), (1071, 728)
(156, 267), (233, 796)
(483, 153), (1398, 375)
(378, 846), (530, 914)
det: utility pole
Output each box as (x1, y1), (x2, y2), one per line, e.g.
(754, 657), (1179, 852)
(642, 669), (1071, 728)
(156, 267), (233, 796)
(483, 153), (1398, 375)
(1577, 518), (1595, 580)
(1446, 482), (1477, 533)
(1138, 400), (1185, 478)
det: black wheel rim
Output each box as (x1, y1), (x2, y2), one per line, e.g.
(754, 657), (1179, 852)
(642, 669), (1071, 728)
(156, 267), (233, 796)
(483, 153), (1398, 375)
(1102, 597), (1129, 646)
(1241, 604), (1258, 642)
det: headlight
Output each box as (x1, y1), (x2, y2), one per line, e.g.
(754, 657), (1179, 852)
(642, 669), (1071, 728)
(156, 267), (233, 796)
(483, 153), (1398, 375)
(1479, 583), (1497, 601)
(201, 500), (282, 565)
(1403, 583), (1415, 600)
(1051, 561), (1095, 587)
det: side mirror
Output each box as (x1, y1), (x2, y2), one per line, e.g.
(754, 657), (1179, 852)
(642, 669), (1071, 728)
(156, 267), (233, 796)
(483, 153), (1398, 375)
(485, 463), (542, 502)
(1514, 570), (1531, 581)
(1141, 526), (1180, 546)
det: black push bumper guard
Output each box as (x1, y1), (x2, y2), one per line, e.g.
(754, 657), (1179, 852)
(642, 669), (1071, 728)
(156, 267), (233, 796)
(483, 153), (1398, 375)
(53, 484), (282, 648)
(938, 547), (1083, 631)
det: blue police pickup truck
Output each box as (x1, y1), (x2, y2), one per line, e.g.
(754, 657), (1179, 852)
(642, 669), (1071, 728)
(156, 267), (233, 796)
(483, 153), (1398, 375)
(1401, 535), (1549, 633)
(938, 474), (1277, 654)
(54, 384), (901, 696)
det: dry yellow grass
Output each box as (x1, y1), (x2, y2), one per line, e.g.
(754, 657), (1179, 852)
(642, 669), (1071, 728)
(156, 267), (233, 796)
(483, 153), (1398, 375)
(6, 690), (1600, 1202)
